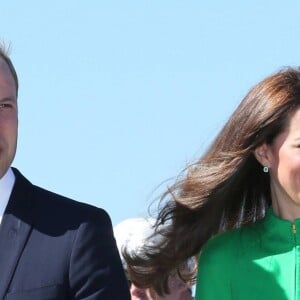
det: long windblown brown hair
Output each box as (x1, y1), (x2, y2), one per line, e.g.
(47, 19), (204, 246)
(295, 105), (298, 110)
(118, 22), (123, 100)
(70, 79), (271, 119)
(124, 67), (300, 296)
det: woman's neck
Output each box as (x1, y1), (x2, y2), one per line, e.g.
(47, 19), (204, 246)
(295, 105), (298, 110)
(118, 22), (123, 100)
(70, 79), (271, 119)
(272, 197), (300, 221)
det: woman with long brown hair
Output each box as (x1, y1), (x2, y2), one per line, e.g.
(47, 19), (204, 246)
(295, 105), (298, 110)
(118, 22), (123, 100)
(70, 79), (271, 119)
(125, 67), (300, 299)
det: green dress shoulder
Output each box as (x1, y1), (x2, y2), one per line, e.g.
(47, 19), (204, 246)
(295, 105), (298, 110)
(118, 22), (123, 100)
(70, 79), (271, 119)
(195, 209), (300, 300)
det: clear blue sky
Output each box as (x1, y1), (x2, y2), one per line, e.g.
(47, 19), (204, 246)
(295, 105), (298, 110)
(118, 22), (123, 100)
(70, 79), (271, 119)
(2, 1), (300, 225)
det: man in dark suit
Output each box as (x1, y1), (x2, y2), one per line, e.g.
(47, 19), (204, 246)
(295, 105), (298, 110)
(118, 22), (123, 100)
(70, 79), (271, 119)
(0, 46), (130, 299)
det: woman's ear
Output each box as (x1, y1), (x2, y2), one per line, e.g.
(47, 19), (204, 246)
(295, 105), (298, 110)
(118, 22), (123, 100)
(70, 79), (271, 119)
(253, 143), (272, 167)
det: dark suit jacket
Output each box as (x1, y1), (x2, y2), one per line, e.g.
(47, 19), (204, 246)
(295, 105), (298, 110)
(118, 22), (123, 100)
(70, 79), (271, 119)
(0, 168), (130, 300)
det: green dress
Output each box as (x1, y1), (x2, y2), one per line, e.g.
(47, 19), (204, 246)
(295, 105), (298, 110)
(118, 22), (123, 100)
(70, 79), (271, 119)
(195, 209), (300, 300)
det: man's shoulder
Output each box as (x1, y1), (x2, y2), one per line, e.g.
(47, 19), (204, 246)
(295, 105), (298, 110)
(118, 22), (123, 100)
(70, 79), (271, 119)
(12, 167), (111, 227)
(34, 184), (108, 218)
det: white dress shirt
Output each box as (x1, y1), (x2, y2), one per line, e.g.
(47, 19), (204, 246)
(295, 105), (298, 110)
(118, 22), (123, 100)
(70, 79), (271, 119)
(0, 168), (15, 224)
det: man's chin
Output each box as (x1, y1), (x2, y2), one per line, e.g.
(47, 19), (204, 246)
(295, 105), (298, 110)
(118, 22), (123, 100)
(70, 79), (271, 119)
(0, 165), (10, 180)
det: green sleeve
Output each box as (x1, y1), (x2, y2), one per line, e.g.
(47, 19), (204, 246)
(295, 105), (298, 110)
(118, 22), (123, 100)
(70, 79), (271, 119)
(195, 235), (233, 300)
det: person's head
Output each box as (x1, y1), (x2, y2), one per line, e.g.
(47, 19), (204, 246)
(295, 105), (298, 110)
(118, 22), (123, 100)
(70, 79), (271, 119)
(208, 67), (300, 222)
(123, 67), (300, 295)
(252, 82), (300, 219)
(113, 218), (193, 299)
(181, 67), (300, 230)
(0, 45), (18, 179)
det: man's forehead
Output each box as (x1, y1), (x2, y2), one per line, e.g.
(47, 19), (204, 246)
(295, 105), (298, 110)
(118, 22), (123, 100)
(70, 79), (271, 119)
(0, 58), (18, 96)
(0, 58), (12, 72)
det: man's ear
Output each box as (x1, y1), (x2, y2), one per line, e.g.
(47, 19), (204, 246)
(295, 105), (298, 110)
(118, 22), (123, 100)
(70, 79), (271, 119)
(253, 143), (272, 167)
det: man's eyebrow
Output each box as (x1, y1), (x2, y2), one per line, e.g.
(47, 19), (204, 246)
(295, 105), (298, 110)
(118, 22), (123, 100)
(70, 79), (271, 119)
(0, 96), (16, 102)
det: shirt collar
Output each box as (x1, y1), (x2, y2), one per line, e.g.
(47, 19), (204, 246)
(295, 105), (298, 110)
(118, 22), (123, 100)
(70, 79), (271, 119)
(0, 168), (15, 223)
(259, 207), (300, 246)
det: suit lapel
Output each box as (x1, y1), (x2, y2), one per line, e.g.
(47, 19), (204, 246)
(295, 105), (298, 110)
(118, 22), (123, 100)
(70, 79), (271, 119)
(0, 168), (33, 298)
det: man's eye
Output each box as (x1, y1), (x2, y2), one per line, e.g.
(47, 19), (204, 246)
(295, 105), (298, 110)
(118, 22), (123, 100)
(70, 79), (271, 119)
(0, 104), (11, 109)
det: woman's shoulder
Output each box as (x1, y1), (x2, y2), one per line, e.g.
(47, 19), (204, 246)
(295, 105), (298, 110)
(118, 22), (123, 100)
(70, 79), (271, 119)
(201, 229), (240, 259)
(200, 224), (260, 262)
(196, 228), (244, 292)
